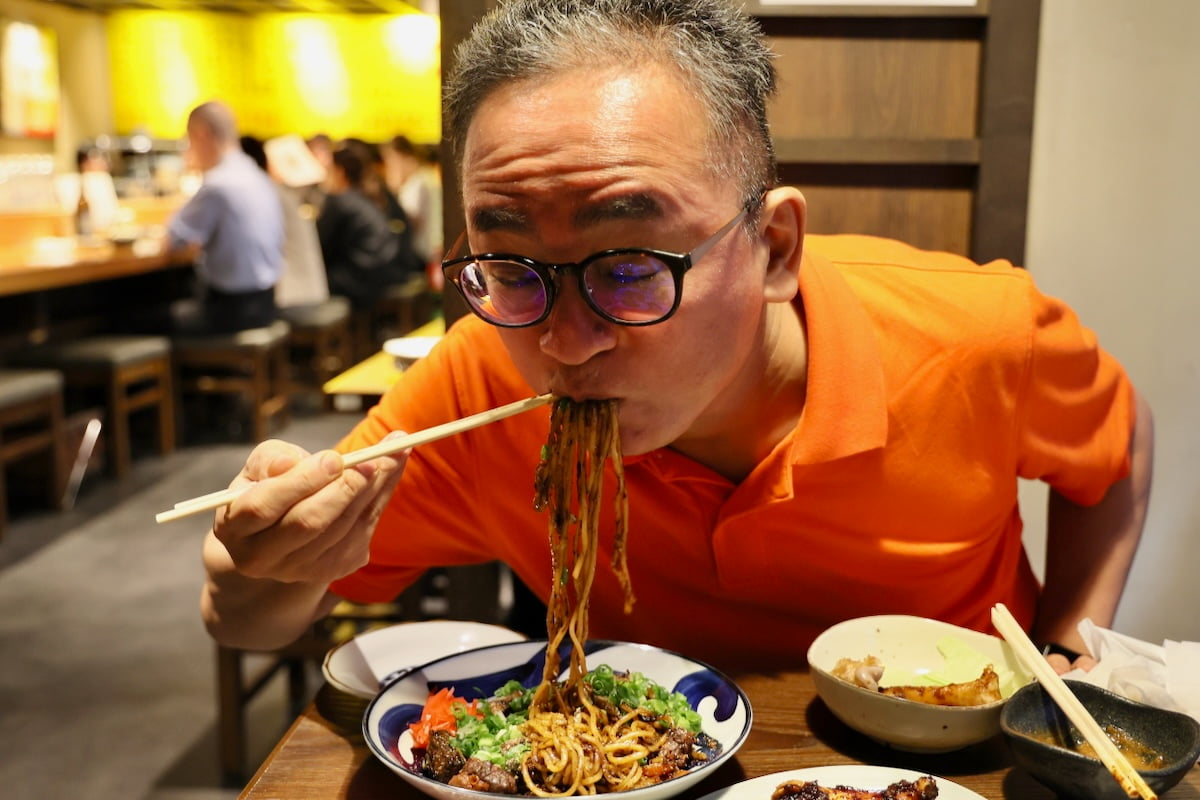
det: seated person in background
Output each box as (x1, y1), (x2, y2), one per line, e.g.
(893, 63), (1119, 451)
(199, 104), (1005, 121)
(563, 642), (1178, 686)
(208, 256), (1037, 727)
(164, 100), (283, 335)
(306, 133), (335, 178)
(198, 0), (1152, 674)
(384, 135), (444, 269)
(343, 137), (425, 283)
(242, 134), (331, 312)
(316, 144), (409, 310)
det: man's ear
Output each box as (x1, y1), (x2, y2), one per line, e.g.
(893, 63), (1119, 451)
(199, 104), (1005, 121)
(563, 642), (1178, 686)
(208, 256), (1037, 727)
(757, 186), (806, 303)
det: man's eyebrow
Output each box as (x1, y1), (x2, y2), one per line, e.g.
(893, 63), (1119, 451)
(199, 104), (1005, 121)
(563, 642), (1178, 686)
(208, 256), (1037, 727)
(572, 194), (665, 228)
(469, 194), (665, 232)
(471, 207), (531, 233)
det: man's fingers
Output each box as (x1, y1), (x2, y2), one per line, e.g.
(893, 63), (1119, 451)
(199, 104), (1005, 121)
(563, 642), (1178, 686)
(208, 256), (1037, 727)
(220, 449), (344, 533)
(221, 446), (407, 581)
(241, 439), (312, 482)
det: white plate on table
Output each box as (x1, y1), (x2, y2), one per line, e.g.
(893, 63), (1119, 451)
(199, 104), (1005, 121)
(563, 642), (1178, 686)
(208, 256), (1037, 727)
(322, 620), (526, 699)
(383, 336), (441, 367)
(696, 766), (986, 800)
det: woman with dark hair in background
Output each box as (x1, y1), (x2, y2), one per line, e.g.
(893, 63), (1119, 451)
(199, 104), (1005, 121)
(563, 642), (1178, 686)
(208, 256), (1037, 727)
(341, 137), (423, 282)
(315, 143), (405, 309)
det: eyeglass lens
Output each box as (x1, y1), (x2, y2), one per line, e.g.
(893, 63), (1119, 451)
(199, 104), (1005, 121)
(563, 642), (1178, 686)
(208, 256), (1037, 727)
(459, 252), (677, 325)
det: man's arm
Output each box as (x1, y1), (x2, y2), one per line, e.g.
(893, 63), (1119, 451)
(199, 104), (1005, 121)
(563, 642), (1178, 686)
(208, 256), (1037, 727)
(201, 532), (343, 650)
(166, 185), (218, 250)
(1032, 388), (1154, 665)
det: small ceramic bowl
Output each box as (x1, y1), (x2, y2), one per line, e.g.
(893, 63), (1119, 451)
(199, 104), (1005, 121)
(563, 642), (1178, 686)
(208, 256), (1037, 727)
(384, 336), (440, 369)
(1000, 680), (1200, 800)
(806, 615), (1034, 753)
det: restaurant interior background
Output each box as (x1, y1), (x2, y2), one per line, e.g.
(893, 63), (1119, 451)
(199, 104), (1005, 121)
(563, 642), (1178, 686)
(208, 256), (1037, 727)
(0, 0), (1197, 796)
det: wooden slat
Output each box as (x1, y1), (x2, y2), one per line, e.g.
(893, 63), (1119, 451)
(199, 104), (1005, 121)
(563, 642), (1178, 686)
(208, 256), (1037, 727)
(970, 0), (1041, 265)
(774, 137), (980, 165)
(766, 28), (981, 141)
(747, 1), (988, 18)
(438, 0), (497, 328)
(798, 182), (975, 256)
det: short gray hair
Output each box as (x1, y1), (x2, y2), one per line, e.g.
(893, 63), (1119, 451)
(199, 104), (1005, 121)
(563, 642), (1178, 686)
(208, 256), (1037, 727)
(443, 0), (777, 207)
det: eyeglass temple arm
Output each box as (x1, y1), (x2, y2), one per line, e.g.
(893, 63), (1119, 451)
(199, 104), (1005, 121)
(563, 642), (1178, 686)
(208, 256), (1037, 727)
(688, 207), (749, 264)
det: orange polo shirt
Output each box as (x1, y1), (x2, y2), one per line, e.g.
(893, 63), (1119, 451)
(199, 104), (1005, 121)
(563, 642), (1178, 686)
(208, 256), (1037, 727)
(330, 234), (1134, 670)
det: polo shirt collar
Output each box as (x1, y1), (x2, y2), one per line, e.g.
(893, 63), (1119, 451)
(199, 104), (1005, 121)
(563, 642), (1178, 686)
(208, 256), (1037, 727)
(787, 244), (889, 465)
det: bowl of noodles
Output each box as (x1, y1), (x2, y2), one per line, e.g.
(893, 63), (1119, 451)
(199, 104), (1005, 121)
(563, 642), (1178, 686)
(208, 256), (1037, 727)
(363, 638), (752, 800)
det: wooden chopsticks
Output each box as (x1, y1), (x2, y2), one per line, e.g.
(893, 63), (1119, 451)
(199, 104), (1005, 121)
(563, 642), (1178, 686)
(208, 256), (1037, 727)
(155, 393), (555, 524)
(991, 603), (1157, 800)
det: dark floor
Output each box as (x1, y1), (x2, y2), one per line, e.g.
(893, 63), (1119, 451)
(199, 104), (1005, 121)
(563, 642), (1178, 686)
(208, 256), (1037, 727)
(0, 408), (359, 800)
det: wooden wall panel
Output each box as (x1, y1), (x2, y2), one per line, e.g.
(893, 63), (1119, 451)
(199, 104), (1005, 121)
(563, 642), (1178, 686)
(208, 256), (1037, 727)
(798, 184), (973, 255)
(780, 161), (976, 254)
(767, 33), (981, 140)
(759, 7), (1039, 264)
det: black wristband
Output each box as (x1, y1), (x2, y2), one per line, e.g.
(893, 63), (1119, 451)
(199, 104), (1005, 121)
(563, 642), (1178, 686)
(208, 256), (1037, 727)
(1040, 642), (1085, 661)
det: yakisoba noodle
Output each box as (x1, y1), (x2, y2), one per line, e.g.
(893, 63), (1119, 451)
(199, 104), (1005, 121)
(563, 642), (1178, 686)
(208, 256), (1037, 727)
(408, 399), (717, 796)
(525, 398), (643, 796)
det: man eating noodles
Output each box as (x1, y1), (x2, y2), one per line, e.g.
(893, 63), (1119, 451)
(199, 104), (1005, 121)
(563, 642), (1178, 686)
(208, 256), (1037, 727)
(198, 0), (1152, 673)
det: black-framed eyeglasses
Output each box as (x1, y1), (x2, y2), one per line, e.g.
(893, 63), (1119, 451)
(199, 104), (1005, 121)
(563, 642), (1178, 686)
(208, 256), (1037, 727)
(441, 205), (751, 328)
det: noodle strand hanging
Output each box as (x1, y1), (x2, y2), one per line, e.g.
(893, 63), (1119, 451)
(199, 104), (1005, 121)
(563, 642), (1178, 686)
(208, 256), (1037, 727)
(409, 398), (718, 797)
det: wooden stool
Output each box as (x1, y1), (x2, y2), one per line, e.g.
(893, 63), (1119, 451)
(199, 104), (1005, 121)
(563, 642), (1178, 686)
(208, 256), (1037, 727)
(212, 563), (505, 783)
(0, 369), (67, 537)
(214, 595), (417, 784)
(10, 335), (175, 480)
(279, 297), (353, 409)
(348, 274), (434, 360)
(173, 320), (291, 443)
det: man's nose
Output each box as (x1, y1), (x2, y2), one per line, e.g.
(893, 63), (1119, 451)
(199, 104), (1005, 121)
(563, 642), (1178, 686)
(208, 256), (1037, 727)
(537, 282), (616, 365)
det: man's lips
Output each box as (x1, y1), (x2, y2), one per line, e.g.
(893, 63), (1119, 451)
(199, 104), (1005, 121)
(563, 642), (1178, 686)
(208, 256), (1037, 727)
(546, 382), (621, 403)
(549, 391), (620, 404)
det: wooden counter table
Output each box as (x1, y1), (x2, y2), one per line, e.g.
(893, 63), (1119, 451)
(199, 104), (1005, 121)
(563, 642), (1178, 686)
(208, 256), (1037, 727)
(0, 237), (192, 298)
(0, 232), (196, 351)
(0, 195), (190, 298)
(238, 668), (1200, 800)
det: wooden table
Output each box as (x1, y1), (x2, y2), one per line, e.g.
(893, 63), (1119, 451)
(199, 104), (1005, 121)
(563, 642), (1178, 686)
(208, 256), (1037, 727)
(323, 316), (446, 399)
(238, 670), (1200, 799)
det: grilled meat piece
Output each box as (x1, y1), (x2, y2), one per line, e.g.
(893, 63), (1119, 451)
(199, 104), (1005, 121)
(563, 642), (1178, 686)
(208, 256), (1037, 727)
(772, 776), (939, 800)
(448, 757), (520, 794)
(642, 727), (698, 781)
(657, 728), (696, 772)
(423, 730), (467, 783)
(881, 665), (1002, 706)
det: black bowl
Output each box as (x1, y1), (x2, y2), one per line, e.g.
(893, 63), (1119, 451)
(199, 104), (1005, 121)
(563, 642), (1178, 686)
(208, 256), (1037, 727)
(1000, 680), (1200, 800)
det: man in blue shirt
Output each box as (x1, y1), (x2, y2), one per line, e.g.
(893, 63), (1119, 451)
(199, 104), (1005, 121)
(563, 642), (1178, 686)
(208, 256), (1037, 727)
(167, 100), (284, 334)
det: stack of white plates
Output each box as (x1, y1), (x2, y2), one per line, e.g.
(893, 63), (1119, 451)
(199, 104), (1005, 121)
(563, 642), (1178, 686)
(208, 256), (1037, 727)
(322, 619), (526, 699)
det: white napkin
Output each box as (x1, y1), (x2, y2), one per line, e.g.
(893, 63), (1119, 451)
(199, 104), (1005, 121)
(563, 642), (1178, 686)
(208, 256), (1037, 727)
(1062, 618), (1200, 727)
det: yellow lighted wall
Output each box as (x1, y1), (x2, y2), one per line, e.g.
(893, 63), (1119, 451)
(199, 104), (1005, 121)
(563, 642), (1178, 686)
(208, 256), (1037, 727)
(106, 10), (440, 143)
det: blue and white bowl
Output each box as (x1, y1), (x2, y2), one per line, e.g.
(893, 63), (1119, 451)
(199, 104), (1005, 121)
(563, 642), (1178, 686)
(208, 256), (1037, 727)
(363, 639), (752, 800)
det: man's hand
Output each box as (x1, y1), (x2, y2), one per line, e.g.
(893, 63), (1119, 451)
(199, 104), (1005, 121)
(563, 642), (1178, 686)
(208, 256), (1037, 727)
(201, 434), (408, 649)
(213, 437), (405, 585)
(1046, 651), (1098, 675)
